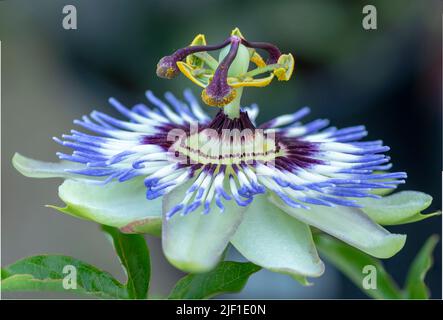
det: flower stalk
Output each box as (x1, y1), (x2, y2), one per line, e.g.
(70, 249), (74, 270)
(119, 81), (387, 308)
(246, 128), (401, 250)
(222, 87), (243, 119)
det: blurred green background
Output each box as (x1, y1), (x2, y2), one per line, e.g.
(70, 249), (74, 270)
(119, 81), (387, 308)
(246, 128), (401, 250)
(1, 0), (441, 299)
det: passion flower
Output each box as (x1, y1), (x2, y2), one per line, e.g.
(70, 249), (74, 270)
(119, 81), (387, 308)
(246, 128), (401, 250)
(14, 28), (414, 278)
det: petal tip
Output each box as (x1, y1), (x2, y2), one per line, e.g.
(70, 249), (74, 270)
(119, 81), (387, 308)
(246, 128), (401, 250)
(370, 233), (407, 259)
(164, 254), (218, 274)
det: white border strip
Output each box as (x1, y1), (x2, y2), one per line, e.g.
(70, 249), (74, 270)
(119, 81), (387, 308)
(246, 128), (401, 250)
(0, 40), (3, 300)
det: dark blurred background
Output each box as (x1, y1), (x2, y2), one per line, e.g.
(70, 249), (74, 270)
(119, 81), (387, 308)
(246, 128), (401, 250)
(0, 0), (441, 299)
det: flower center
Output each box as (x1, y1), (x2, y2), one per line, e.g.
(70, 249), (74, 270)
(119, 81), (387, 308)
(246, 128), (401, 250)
(170, 110), (283, 166)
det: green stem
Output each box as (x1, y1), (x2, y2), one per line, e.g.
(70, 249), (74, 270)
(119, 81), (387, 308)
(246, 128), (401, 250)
(223, 88), (243, 119)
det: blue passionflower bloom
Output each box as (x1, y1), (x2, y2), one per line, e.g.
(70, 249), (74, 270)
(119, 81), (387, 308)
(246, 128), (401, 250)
(56, 91), (405, 217)
(14, 28), (437, 279)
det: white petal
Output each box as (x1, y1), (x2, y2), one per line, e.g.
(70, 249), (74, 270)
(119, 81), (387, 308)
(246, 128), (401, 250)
(231, 194), (324, 277)
(13, 153), (84, 179)
(270, 194), (406, 258)
(54, 177), (162, 235)
(358, 191), (439, 225)
(162, 180), (247, 273)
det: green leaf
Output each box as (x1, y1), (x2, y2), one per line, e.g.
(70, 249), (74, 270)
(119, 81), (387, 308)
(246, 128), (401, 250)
(358, 191), (440, 225)
(168, 261), (261, 299)
(101, 226), (151, 299)
(50, 177), (162, 236)
(231, 194), (324, 278)
(314, 234), (402, 299)
(1, 255), (128, 299)
(403, 235), (439, 299)
(1, 268), (10, 279)
(271, 194), (406, 259)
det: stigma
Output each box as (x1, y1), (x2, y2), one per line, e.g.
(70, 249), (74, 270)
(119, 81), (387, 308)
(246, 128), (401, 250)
(156, 28), (295, 111)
